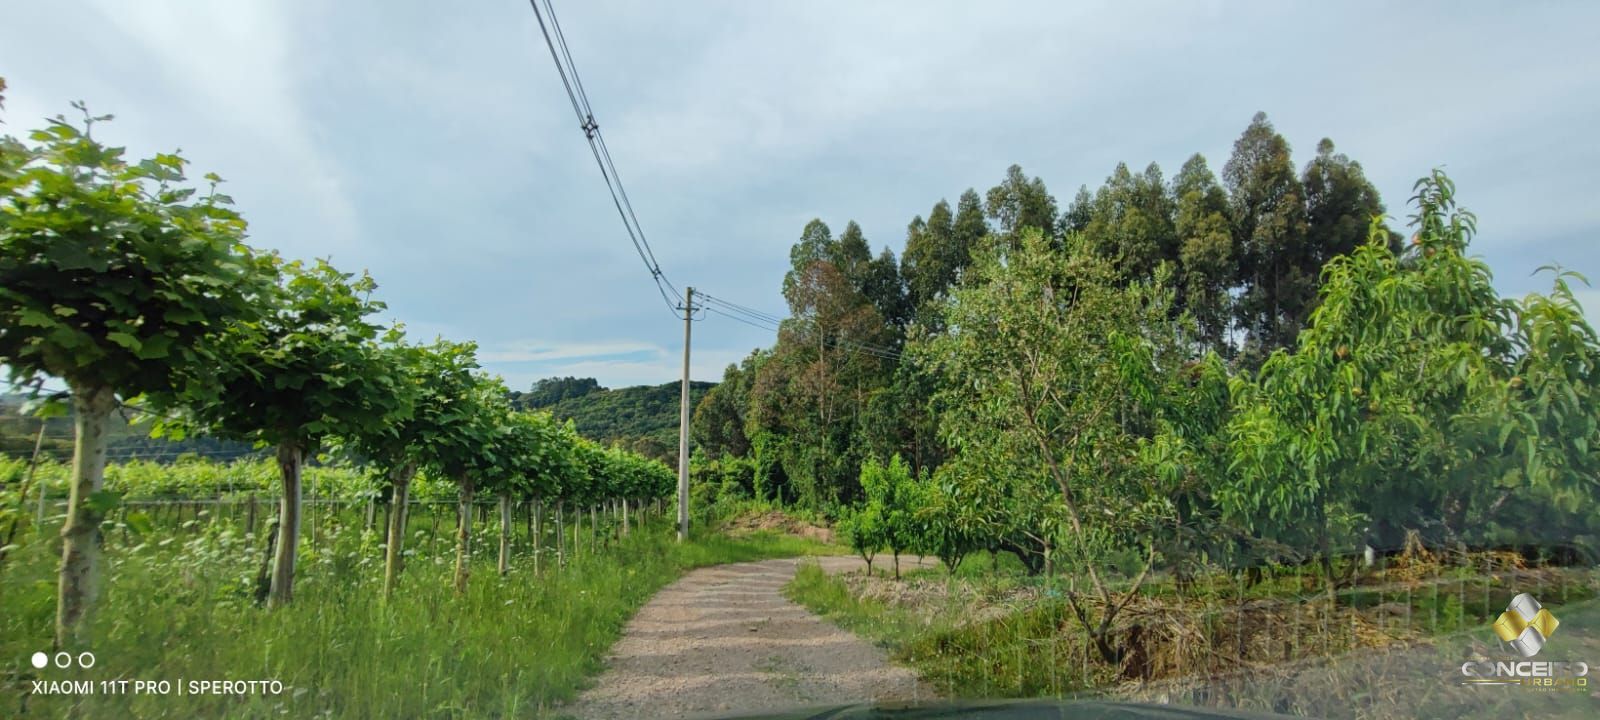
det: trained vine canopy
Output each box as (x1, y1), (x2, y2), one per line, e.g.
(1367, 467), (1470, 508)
(0, 98), (687, 639)
(1, 108), (276, 646)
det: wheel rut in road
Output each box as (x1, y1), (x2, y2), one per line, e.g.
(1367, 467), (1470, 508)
(564, 555), (936, 719)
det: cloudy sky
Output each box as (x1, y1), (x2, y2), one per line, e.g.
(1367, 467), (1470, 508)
(3, 1), (1596, 389)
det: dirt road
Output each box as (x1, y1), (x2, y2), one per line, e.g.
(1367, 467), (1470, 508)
(563, 555), (937, 719)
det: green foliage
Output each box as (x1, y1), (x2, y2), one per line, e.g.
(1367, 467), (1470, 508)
(1224, 171), (1600, 557)
(691, 356), (759, 460)
(161, 258), (409, 454)
(909, 465), (983, 573)
(836, 503), (885, 571)
(0, 107), (272, 396)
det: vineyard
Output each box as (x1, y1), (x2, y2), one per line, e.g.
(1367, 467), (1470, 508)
(4, 22), (1600, 716)
(1, 454), (825, 717)
(0, 81), (822, 719)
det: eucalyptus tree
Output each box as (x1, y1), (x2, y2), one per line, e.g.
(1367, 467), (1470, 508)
(983, 164), (1059, 239)
(0, 107), (272, 644)
(168, 258), (410, 607)
(1225, 112), (1310, 362)
(1171, 154), (1236, 353)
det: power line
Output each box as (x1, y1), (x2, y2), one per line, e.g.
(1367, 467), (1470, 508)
(526, 0), (683, 318)
(699, 293), (786, 326)
(520, 3), (908, 365)
(699, 294), (906, 360)
(701, 303), (904, 362)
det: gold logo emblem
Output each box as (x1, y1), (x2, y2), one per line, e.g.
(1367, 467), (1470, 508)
(1492, 593), (1559, 657)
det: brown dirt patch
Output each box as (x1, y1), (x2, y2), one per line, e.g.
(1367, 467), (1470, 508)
(722, 509), (836, 545)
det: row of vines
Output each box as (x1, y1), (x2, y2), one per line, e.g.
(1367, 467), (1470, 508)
(0, 87), (675, 651)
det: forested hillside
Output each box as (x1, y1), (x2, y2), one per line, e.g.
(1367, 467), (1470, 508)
(512, 377), (714, 462)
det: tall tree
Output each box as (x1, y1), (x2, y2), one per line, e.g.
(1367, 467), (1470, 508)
(1225, 112), (1311, 364)
(902, 191), (988, 329)
(862, 247), (910, 330)
(984, 164), (1059, 238)
(901, 200), (954, 315)
(831, 220), (873, 283)
(0, 107), (271, 645)
(1063, 186), (1094, 234)
(692, 355), (758, 459)
(1080, 162), (1178, 282)
(1302, 138), (1399, 264)
(951, 188), (989, 256)
(756, 220), (897, 506)
(1171, 154), (1236, 352)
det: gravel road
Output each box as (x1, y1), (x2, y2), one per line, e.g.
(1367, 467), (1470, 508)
(563, 555), (937, 719)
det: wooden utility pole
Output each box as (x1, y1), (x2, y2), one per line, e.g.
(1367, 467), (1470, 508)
(677, 287), (693, 542)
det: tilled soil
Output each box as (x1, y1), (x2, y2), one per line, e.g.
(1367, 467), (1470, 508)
(563, 555), (937, 719)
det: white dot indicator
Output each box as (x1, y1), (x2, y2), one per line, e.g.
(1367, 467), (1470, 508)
(30, 652), (47, 669)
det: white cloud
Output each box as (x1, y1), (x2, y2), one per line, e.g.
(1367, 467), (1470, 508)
(81, 0), (362, 255)
(482, 338), (744, 390)
(479, 340), (661, 364)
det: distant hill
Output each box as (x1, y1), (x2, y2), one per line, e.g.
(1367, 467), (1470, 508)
(510, 378), (714, 463)
(0, 394), (261, 463)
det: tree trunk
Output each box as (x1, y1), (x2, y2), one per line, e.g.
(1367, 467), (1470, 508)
(454, 473), (474, 594)
(54, 384), (115, 649)
(382, 462), (416, 600)
(893, 550), (901, 580)
(1317, 501), (1337, 607)
(497, 491), (512, 577)
(621, 498), (630, 536)
(268, 442), (305, 608)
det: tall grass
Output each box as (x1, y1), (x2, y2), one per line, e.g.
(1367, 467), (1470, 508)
(1, 509), (829, 718)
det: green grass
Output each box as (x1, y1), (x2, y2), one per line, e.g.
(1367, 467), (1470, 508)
(787, 562), (1107, 698)
(1, 512), (831, 718)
